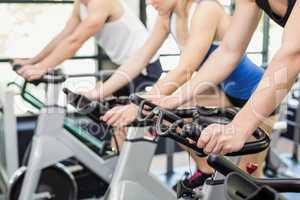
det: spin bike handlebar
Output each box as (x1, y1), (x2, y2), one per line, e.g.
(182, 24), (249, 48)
(130, 94), (270, 157)
(12, 64), (65, 85)
(63, 88), (131, 124)
(63, 89), (155, 127)
(12, 63), (113, 86)
(156, 107), (270, 157)
(207, 155), (300, 199)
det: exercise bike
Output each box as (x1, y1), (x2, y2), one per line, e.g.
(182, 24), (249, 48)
(264, 81), (300, 178)
(7, 68), (134, 200)
(203, 154), (300, 200)
(0, 90), (19, 198)
(103, 96), (271, 200)
(154, 106), (300, 200)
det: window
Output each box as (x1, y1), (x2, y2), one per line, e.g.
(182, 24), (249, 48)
(0, 2), (99, 112)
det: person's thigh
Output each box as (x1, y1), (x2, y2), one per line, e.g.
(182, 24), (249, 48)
(182, 87), (233, 108)
(179, 87), (277, 178)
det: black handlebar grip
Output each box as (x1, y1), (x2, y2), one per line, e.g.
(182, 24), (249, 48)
(63, 88), (108, 122)
(12, 64), (22, 72)
(12, 64), (46, 86)
(28, 80), (44, 86)
(160, 108), (182, 123)
(130, 94), (157, 109)
(207, 155), (253, 178)
(130, 94), (145, 105)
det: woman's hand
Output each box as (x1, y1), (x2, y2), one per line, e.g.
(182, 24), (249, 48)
(16, 64), (48, 81)
(197, 123), (250, 154)
(101, 104), (139, 127)
(151, 95), (181, 110)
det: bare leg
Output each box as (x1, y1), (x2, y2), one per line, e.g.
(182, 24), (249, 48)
(238, 115), (276, 177)
(111, 127), (127, 152)
(181, 88), (233, 175)
(180, 88), (276, 178)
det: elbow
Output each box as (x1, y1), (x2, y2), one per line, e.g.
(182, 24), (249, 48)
(280, 41), (300, 57)
(219, 43), (244, 63)
(66, 35), (83, 51)
(217, 38), (246, 65)
(274, 44), (300, 72)
(175, 68), (194, 83)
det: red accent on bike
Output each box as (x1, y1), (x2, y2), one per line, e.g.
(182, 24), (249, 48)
(246, 163), (258, 175)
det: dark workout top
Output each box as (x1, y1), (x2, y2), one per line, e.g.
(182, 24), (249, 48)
(256, 0), (296, 27)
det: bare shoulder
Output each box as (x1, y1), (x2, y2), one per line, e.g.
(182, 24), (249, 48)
(88, 0), (113, 10)
(195, 0), (224, 16)
(192, 0), (223, 21)
(236, 0), (258, 6)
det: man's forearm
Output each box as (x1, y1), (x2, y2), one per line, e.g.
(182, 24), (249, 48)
(97, 54), (151, 99)
(38, 37), (82, 70)
(169, 47), (243, 108)
(31, 32), (70, 64)
(232, 49), (300, 134)
(147, 68), (193, 98)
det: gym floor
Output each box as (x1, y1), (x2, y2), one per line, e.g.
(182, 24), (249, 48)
(150, 137), (300, 200)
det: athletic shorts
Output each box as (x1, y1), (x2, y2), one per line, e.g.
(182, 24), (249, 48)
(113, 59), (163, 96)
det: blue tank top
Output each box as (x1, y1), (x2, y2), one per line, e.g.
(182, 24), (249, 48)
(202, 44), (264, 100)
(169, 2), (264, 101)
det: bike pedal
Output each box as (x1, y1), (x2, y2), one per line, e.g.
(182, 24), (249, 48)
(176, 180), (196, 199)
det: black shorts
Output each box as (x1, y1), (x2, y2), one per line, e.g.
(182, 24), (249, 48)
(113, 59), (163, 97)
(225, 94), (248, 108)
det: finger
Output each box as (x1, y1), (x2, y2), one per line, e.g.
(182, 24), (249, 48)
(101, 110), (115, 122)
(23, 68), (35, 79)
(126, 115), (137, 125)
(121, 113), (136, 126)
(222, 145), (233, 154)
(197, 133), (211, 149)
(130, 111), (138, 121)
(107, 112), (123, 125)
(204, 137), (217, 154)
(212, 141), (224, 154)
(112, 114), (126, 127)
(114, 117), (128, 127)
(197, 127), (213, 148)
(28, 74), (40, 81)
(102, 107), (121, 121)
(16, 67), (25, 75)
(19, 69), (30, 79)
(17, 65), (30, 74)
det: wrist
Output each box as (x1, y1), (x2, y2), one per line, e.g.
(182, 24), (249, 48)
(231, 117), (255, 138)
(158, 95), (182, 110)
(168, 96), (181, 109)
(30, 57), (39, 65)
(89, 87), (103, 101)
(35, 62), (49, 72)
